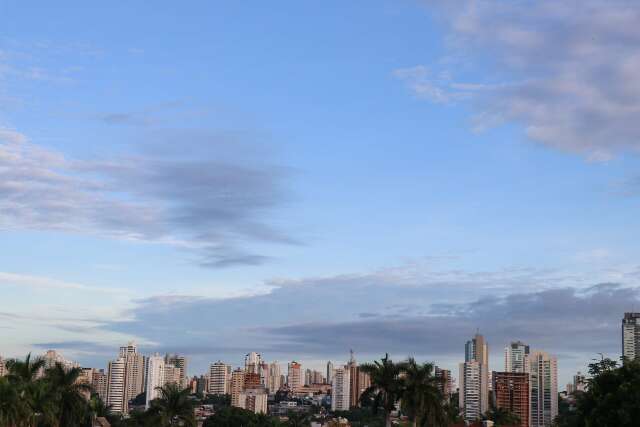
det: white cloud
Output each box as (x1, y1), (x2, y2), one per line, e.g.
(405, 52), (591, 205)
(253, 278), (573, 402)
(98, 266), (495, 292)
(412, 0), (640, 160)
(0, 129), (293, 267)
(0, 128), (28, 144)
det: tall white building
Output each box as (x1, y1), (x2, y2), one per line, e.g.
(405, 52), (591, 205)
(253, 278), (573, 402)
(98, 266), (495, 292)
(459, 333), (489, 422)
(0, 357), (6, 377)
(459, 361), (481, 422)
(622, 312), (640, 360)
(208, 361), (231, 395)
(245, 352), (262, 374)
(530, 351), (558, 427)
(107, 357), (126, 414)
(125, 353), (145, 403)
(268, 361), (282, 393)
(145, 354), (165, 409)
(331, 366), (351, 411)
(505, 341), (530, 373)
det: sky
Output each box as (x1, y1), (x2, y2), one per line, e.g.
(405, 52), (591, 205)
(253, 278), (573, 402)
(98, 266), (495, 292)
(2, 0), (640, 388)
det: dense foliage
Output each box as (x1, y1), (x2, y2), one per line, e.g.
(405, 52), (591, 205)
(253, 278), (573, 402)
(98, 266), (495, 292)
(554, 358), (640, 427)
(0, 354), (197, 427)
(359, 354), (461, 427)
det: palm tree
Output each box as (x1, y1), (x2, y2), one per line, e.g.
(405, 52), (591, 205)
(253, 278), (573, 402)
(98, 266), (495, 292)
(44, 362), (92, 427)
(0, 377), (29, 427)
(27, 379), (57, 427)
(399, 358), (447, 427)
(149, 383), (195, 427)
(5, 354), (45, 386)
(4, 353), (46, 427)
(359, 353), (403, 427)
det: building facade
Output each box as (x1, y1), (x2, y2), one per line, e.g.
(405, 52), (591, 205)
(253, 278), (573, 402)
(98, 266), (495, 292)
(230, 369), (246, 408)
(165, 354), (187, 388)
(622, 312), (640, 360)
(107, 357), (126, 413)
(331, 366), (351, 411)
(530, 351), (558, 427)
(268, 361), (282, 393)
(505, 341), (530, 373)
(287, 361), (302, 389)
(145, 354), (165, 409)
(208, 361), (230, 395)
(238, 389), (268, 414)
(460, 333), (489, 422)
(493, 371), (530, 427)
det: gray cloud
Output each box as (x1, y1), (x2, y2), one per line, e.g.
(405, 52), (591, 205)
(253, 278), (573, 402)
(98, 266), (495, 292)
(265, 283), (632, 357)
(407, 0), (640, 160)
(64, 264), (637, 375)
(0, 129), (292, 267)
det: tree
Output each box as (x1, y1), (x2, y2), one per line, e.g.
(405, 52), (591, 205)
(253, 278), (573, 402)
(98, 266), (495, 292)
(483, 406), (521, 426)
(148, 383), (196, 427)
(399, 358), (447, 427)
(45, 362), (92, 426)
(4, 353), (48, 427)
(359, 354), (403, 427)
(202, 406), (279, 426)
(5, 353), (45, 386)
(0, 377), (29, 427)
(553, 357), (640, 427)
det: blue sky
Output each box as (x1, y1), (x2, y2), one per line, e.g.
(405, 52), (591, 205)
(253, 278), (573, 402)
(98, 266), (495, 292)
(2, 0), (640, 387)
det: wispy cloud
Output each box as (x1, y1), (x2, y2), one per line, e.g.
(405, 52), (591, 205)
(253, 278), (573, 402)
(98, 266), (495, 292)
(409, 0), (640, 160)
(0, 128), (294, 267)
(0, 271), (128, 294)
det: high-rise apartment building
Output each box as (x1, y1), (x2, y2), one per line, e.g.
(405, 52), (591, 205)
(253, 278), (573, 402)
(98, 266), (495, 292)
(622, 312), (640, 360)
(145, 354), (165, 409)
(435, 367), (452, 398)
(459, 360), (481, 422)
(245, 352), (262, 374)
(237, 389), (268, 414)
(164, 364), (182, 386)
(530, 351), (558, 427)
(259, 361), (269, 389)
(107, 357), (126, 413)
(572, 371), (586, 393)
(124, 349), (145, 404)
(244, 372), (261, 389)
(460, 333), (489, 422)
(92, 369), (108, 402)
(208, 361), (231, 395)
(0, 357), (5, 377)
(331, 366), (351, 411)
(505, 341), (530, 373)
(268, 361), (282, 393)
(326, 361), (334, 384)
(493, 372), (530, 427)
(346, 351), (369, 408)
(287, 361), (302, 389)
(230, 369), (246, 408)
(165, 354), (187, 388)
(305, 368), (312, 386)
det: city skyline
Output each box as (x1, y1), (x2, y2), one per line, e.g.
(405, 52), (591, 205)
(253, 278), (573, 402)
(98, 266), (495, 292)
(2, 0), (640, 395)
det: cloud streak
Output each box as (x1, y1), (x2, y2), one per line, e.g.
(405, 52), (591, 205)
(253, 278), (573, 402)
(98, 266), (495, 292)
(0, 129), (293, 267)
(408, 0), (640, 160)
